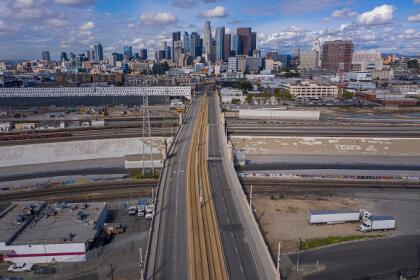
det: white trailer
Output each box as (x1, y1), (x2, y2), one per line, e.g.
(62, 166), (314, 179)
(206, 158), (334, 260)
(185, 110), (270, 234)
(309, 209), (360, 225)
(360, 216), (395, 232)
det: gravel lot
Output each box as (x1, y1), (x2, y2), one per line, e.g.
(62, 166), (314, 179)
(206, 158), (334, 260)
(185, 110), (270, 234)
(253, 188), (420, 254)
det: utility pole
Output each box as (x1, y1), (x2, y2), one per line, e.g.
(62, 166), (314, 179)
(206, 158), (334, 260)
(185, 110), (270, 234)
(277, 241), (281, 272)
(249, 184), (253, 209)
(139, 247), (144, 280)
(108, 264), (115, 280)
(296, 238), (301, 271)
(141, 90), (154, 176)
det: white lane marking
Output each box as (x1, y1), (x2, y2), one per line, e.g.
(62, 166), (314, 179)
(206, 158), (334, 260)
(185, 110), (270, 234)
(240, 265), (244, 272)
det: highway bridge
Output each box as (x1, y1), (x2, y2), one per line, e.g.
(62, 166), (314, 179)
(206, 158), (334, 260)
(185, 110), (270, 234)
(145, 92), (279, 279)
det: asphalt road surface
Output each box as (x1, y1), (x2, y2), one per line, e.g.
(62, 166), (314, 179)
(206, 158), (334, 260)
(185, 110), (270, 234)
(146, 96), (202, 279)
(286, 235), (420, 280)
(208, 93), (262, 280)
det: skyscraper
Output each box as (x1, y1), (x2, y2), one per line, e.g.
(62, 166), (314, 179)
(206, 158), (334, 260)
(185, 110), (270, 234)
(190, 32), (201, 58)
(60, 52), (67, 61)
(123, 46), (133, 61)
(41, 51), (51, 63)
(224, 33), (231, 61)
(174, 41), (183, 64)
(94, 44), (103, 61)
(321, 40), (353, 72)
(231, 34), (240, 57)
(140, 49), (148, 60)
(237, 27), (251, 56)
(172, 31), (181, 62)
(183, 32), (190, 54)
(215, 27), (225, 61)
(312, 39), (322, 69)
(203, 21), (212, 62)
(251, 32), (257, 55)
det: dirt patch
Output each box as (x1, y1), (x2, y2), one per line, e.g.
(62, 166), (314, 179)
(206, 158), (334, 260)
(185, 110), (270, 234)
(253, 195), (387, 254)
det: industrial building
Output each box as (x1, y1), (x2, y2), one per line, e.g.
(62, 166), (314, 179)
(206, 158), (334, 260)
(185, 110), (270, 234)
(0, 201), (108, 264)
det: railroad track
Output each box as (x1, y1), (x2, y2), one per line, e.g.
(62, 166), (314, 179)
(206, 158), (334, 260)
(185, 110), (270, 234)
(0, 180), (158, 202)
(239, 178), (420, 195)
(187, 95), (228, 280)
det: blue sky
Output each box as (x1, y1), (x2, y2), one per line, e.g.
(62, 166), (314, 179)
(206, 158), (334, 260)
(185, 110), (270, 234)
(0, 0), (419, 59)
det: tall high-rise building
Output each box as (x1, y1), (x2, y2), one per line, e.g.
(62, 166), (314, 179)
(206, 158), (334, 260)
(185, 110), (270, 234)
(183, 32), (190, 54)
(190, 32), (202, 58)
(60, 52), (68, 61)
(41, 51), (51, 63)
(299, 50), (319, 71)
(140, 49), (148, 60)
(224, 34), (231, 61)
(172, 31), (181, 62)
(251, 32), (257, 54)
(321, 40), (353, 72)
(123, 46), (133, 61)
(161, 41), (167, 51)
(312, 39), (322, 69)
(174, 41), (183, 64)
(237, 27), (251, 56)
(203, 21), (213, 62)
(215, 27), (225, 61)
(231, 34), (240, 57)
(94, 44), (103, 61)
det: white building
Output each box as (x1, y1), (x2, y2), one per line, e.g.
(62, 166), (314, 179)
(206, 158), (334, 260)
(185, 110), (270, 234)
(283, 81), (338, 99)
(220, 88), (245, 104)
(299, 50), (319, 71)
(0, 201), (108, 264)
(352, 51), (383, 72)
(228, 57), (238, 73)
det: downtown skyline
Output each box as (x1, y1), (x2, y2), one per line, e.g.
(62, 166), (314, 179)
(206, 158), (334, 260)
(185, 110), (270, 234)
(0, 0), (419, 60)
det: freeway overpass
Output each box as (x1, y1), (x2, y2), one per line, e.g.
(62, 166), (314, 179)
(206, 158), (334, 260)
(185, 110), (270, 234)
(145, 92), (279, 279)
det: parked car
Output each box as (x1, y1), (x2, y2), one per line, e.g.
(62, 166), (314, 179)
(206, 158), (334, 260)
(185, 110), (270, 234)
(8, 263), (33, 272)
(128, 206), (137, 216)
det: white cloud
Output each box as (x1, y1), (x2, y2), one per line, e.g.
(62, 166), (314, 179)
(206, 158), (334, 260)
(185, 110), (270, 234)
(407, 13), (420, 22)
(139, 12), (177, 25)
(54, 0), (95, 7)
(414, 0), (420, 3)
(200, 6), (228, 18)
(357, 5), (395, 26)
(47, 18), (68, 28)
(0, 20), (8, 31)
(331, 8), (357, 18)
(80, 21), (95, 30)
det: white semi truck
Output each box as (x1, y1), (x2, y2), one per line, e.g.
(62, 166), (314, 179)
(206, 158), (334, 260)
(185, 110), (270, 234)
(360, 216), (395, 232)
(308, 209), (360, 225)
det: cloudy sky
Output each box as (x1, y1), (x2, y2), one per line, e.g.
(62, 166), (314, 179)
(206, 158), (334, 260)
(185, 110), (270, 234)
(0, 0), (419, 60)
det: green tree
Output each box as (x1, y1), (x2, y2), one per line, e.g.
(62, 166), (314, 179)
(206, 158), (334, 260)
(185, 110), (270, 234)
(342, 90), (354, 99)
(231, 98), (240, 104)
(245, 94), (253, 104)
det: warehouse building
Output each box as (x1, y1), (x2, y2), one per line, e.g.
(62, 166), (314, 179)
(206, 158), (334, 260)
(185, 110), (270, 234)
(0, 201), (108, 264)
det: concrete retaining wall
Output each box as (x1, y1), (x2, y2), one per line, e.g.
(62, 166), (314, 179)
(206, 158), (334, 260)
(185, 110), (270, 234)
(239, 109), (320, 120)
(0, 137), (172, 168)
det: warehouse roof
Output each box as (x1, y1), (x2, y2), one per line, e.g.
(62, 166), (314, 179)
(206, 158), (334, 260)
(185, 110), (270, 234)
(309, 209), (359, 215)
(0, 201), (107, 246)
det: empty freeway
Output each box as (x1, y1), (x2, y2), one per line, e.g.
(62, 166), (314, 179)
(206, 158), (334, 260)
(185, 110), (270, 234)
(145, 92), (279, 279)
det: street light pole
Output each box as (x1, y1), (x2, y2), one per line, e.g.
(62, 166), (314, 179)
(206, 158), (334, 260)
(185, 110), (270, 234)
(277, 241), (281, 272)
(296, 238), (301, 271)
(139, 247), (144, 280)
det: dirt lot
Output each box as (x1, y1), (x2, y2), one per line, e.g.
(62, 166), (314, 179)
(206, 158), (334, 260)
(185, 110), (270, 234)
(253, 188), (420, 254)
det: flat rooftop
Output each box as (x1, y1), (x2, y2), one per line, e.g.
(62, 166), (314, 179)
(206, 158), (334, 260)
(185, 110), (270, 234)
(0, 201), (107, 246)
